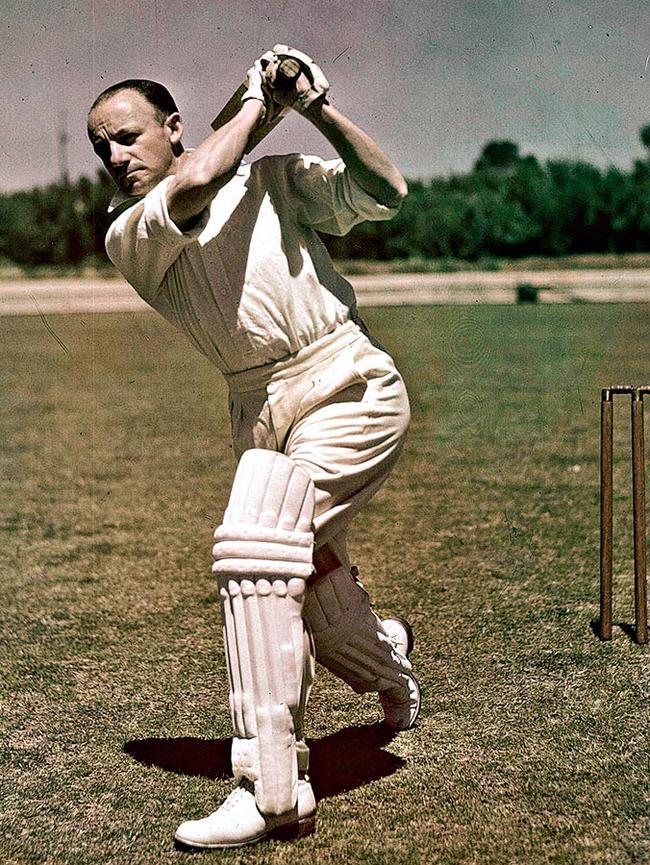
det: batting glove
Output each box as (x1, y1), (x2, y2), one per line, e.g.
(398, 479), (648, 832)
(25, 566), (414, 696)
(241, 50), (281, 122)
(271, 44), (330, 112)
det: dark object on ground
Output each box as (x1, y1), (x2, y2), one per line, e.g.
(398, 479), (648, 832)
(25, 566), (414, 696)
(516, 282), (539, 303)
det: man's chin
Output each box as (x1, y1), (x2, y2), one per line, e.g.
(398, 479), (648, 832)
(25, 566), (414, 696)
(119, 173), (155, 197)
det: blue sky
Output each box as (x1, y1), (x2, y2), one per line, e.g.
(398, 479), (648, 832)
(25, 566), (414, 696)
(2, 0), (649, 191)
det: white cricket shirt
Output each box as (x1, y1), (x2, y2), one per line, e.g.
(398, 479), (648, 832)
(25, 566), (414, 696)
(106, 154), (399, 374)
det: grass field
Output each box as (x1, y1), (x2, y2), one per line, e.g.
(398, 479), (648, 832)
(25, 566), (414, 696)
(2, 303), (650, 865)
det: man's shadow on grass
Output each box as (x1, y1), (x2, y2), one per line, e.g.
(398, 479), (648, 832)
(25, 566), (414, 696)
(123, 722), (404, 800)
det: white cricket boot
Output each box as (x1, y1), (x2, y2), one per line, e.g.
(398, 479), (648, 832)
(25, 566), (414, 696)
(378, 616), (421, 731)
(174, 778), (317, 850)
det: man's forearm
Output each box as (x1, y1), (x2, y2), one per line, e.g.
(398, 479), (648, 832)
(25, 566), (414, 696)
(303, 101), (407, 208)
(167, 100), (264, 227)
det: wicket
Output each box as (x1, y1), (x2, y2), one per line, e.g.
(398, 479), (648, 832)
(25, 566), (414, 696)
(599, 385), (650, 644)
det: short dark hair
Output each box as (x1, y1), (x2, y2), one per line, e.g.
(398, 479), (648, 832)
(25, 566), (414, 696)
(89, 79), (178, 124)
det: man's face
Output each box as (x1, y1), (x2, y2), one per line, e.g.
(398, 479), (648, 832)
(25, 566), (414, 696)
(87, 89), (181, 196)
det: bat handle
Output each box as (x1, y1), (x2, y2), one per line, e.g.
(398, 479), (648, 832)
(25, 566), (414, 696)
(275, 56), (302, 89)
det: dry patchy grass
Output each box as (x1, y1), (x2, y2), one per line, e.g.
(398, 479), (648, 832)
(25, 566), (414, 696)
(1, 304), (650, 864)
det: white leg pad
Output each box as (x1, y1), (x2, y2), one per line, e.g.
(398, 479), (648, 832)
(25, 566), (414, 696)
(302, 566), (413, 694)
(212, 449), (315, 816)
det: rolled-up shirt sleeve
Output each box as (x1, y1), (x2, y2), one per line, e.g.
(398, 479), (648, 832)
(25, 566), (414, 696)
(274, 154), (401, 236)
(105, 175), (207, 297)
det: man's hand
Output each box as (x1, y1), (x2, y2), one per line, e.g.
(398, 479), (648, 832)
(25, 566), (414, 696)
(265, 45), (330, 113)
(240, 50), (284, 124)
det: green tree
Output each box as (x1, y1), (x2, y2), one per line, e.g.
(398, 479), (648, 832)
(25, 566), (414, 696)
(474, 140), (520, 172)
(640, 124), (650, 152)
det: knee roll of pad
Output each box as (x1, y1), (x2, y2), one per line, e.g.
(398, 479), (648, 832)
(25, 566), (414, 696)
(213, 449), (315, 581)
(213, 449), (316, 816)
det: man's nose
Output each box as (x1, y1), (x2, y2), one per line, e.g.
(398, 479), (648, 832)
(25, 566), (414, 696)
(109, 141), (128, 166)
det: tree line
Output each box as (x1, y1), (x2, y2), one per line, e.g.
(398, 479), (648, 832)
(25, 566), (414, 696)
(2, 127), (650, 269)
(326, 126), (650, 262)
(0, 171), (115, 268)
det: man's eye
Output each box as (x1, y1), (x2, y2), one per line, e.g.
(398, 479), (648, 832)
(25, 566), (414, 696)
(118, 134), (138, 145)
(93, 140), (109, 158)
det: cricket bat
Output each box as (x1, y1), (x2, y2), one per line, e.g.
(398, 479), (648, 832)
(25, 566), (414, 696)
(211, 56), (302, 153)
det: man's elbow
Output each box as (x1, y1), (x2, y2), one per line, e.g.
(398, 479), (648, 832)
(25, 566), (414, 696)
(167, 166), (234, 227)
(383, 177), (408, 209)
(168, 165), (215, 200)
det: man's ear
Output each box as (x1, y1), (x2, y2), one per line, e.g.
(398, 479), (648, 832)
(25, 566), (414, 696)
(166, 112), (184, 153)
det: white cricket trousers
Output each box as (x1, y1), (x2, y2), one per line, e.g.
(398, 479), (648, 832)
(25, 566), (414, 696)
(223, 320), (410, 552)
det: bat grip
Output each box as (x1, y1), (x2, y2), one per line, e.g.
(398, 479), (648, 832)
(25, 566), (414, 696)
(275, 56), (302, 89)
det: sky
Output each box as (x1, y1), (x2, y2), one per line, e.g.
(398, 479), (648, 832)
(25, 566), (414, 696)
(1, 0), (649, 192)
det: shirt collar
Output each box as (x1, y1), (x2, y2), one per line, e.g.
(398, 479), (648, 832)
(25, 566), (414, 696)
(107, 189), (143, 213)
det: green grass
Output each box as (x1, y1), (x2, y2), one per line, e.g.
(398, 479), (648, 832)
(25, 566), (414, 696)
(1, 303), (650, 864)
